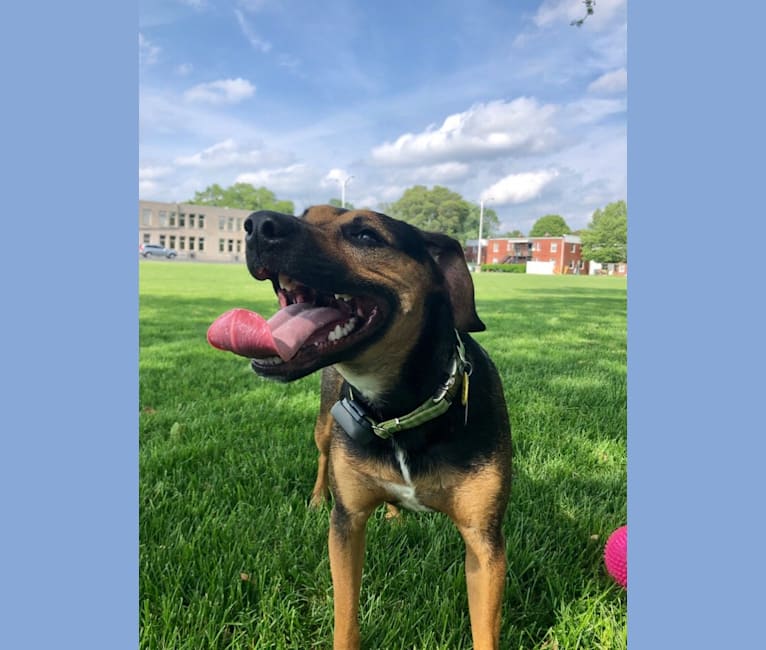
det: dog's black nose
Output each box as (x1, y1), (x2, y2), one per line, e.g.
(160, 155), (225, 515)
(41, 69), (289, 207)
(245, 211), (298, 248)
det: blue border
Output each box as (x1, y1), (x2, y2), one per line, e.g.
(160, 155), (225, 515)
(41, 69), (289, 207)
(630, 2), (765, 648)
(1, 3), (137, 648)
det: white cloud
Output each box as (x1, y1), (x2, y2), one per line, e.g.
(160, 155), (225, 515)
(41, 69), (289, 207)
(183, 78), (256, 105)
(139, 165), (173, 181)
(322, 168), (352, 186)
(411, 162), (470, 183)
(564, 97), (626, 125)
(371, 98), (558, 166)
(173, 138), (291, 169)
(140, 86), (262, 140)
(588, 67), (627, 94)
(234, 9), (272, 52)
(236, 164), (317, 195)
(139, 33), (160, 65)
(481, 169), (559, 205)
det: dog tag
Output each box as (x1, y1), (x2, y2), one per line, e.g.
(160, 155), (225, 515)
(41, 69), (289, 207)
(461, 371), (470, 406)
(462, 371), (470, 424)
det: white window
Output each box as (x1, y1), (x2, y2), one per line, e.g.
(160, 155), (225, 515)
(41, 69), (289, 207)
(142, 209), (152, 226)
(551, 243), (558, 252)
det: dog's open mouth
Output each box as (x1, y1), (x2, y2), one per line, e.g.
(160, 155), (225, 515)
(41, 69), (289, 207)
(207, 272), (389, 376)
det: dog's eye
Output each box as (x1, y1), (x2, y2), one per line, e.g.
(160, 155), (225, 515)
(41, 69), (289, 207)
(351, 228), (385, 246)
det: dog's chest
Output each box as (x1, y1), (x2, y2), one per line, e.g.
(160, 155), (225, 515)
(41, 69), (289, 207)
(379, 442), (433, 513)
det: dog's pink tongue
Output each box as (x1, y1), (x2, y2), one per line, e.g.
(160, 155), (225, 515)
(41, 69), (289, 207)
(207, 309), (278, 358)
(207, 304), (344, 361)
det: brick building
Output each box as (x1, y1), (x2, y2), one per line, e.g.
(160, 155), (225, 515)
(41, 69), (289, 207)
(528, 235), (588, 275)
(465, 234), (589, 274)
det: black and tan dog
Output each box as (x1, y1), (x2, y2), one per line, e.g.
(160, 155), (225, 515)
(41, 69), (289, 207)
(208, 205), (512, 649)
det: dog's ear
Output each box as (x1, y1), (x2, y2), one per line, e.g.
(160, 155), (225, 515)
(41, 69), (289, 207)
(422, 231), (486, 332)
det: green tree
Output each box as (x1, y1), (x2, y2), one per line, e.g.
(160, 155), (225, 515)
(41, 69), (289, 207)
(388, 185), (499, 244)
(503, 229), (525, 237)
(529, 214), (571, 237)
(581, 200), (627, 263)
(328, 198), (356, 210)
(189, 182), (294, 213)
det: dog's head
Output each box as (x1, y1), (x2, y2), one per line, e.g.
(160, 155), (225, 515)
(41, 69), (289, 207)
(208, 205), (484, 382)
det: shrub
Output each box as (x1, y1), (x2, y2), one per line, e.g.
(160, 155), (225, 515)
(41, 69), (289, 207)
(481, 263), (526, 273)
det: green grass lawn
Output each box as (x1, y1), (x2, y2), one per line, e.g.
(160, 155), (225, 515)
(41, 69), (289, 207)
(140, 261), (627, 650)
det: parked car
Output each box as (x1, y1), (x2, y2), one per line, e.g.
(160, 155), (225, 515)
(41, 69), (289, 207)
(140, 243), (177, 258)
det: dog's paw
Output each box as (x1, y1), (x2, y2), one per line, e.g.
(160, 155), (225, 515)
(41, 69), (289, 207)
(384, 503), (401, 520)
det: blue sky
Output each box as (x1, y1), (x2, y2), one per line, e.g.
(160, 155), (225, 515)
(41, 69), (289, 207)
(139, 0), (626, 233)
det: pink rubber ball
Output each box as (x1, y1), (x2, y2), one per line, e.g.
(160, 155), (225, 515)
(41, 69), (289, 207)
(604, 525), (627, 589)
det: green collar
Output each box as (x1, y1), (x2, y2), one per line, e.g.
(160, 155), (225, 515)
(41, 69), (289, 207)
(347, 331), (470, 440)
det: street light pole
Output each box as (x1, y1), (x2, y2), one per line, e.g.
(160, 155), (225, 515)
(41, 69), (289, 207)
(477, 196), (493, 271)
(340, 175), (354, 208)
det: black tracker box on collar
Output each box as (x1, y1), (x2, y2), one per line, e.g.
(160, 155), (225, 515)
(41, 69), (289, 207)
(330, 396), (377, 444)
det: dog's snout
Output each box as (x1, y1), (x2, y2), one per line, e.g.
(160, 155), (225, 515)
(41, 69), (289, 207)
(245, 211), (298, 248)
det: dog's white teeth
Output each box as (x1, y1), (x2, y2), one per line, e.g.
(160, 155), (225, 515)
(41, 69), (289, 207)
(327, 318), (358, 343)
(334, 293), (353, 302)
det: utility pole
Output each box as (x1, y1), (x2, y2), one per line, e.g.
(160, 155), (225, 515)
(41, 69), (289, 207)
(340, 175), (354, 208)
(477, 196), (493, 271)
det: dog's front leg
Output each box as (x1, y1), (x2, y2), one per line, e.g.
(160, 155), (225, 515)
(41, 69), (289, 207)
(309, 410), (333, 508)
(449, 465), (510, 650)
(457, 524), (506, 650)
(329, 503), (371, 650)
